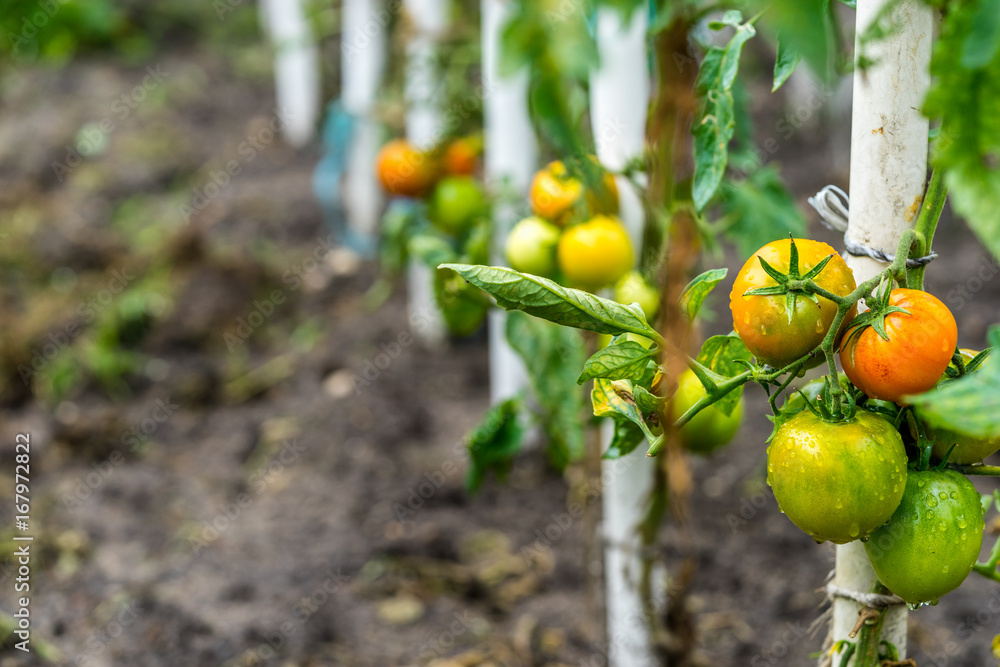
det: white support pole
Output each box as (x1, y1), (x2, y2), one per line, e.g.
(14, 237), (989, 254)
(829, 1), (932, 664)
(482, 0), (537, 403)
(404, 0), (448, 345)
(591, 8), (659, 667)
(342, 0), (388, 246)
(260, 0), (320, 147)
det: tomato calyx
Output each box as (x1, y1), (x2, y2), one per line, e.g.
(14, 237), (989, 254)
(789, 373), (858, 424)
(842, 280), (911, 346)
(741, 238), (837, 323)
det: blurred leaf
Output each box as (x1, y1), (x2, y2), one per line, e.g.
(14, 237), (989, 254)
(578, 340), (658, 384)
(466, 397), (526, 493)
(756, 0), (834, 82)
(507, 312), (586, 467)
(772, 36), (802, 92)
(961, 0), (1000, 68)
(440, 264), (659, 339)
(409, 233), (458, 268)
(908, 328), (1000, 438)
(696, 334), (751, 416)
(692, 16), (756, 211)
(379, 203), (419, 275)
(925, 0), (1000, 261)
(719, 165), (806, 257)
(603, 419), (645, 459)
(679, 268), (727, 322)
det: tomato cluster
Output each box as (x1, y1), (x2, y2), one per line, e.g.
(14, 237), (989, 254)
(727, 238), (994, 605)
(506, 159), (635, 292)
(376, 136), (492, 336)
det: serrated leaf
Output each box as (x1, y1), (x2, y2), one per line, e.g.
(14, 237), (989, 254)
(908, 327), (1000, 439)
(679, 268), (727, 322)
(506, 312), (586, 467)
(696, 334), (752, 416)
(692, 17), (755, 212)
(772, 35), (802, 92)
(718, 165), (806, 257)
(924, 0), (1000, 262)
(440, 264), (659, 339)
(592, 378), (660, 445)
(632, 385), (662, 414)
(603, 419), (646, 459)
(756, 0), (835, 83)
(465, 397), (526, 493)
(578, 341), (658, 384)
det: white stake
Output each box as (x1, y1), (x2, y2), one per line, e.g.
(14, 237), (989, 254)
(482, 0), (537, 403)
(591, 8), (659, 667)
(829, 1), (932, 664)
(403, 0), (448, 345)
(342, 0), (388, 247)
(260, 0), (320, 147)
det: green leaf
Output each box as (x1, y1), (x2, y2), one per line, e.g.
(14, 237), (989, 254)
(632, 385), (662, 414)
(961, 0), (1000, 69)
(755, 0), (835, 82)
(718, 165), (806, 257)
(409, 233), (458, 268)
(465, 397), (526, 493)
(379, 202), (419, 275)
(908, 327), (1000, 439)
(506, 312), (587, 468)
(578, 341), (658, 385)
(440, 264), (660, 339)
(592, 377), (661, 446)
(692, 16), (756, 212)
(772, 36), (802, 92)
(924, 0), (1000, 261)
(679, 268), (727, 322)
(695, 334), (752, 416)
(603, 419), (646, 459)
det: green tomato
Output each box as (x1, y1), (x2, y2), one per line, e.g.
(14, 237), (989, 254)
(767, 410), (907, 544)
(429, 176), (485, 235)
(927, 423), (1000, 464)
(865, 469), (984, 604)
(614, 271), (660, 321)
(669, 369), (743, 455)
(504, 216), (560, 277)
(435, 268), (488, 336)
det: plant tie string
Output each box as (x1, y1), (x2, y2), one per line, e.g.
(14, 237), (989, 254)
(825, 583), (906, 609)
(807, 185), (938, 268)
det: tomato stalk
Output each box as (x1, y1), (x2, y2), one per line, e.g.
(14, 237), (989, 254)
(910, 168), (949, 291)
(972, 535), (1000, 583)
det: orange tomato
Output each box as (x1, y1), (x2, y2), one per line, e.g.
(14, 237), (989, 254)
(840, 288), (958, 403)
(443, 136), (481, 176)
(529, 160), (618, 224)
(375, 139), (438, 197)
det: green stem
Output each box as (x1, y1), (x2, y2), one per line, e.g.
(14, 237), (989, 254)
(954, 465), (1000, 477)
(973, 532), (1000, 582)
(911, 169), (948, 291)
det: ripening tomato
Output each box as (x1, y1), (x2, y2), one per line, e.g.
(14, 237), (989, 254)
(767, 410), (907, 544)
(505, 216), (560, 277)
(376, 139), (438, 197)
(428, 176), (485, 235)
(669, 369), (743, 454)
(435, 268), (488, 336)
(443, 136), (481, 176)
(730, 239), (857, 368)
(865, 469), (984, 605)
(840, 289), (958, 403)
(614, 271), (660, 321)
(557, 215), (633, 291)
(530, 160), (618, 224)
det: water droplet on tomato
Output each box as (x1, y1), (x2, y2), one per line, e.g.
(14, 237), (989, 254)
(860, 535), (870, 543)
(814, 319), (823, 332)
(950, 491), (958, 500)
(848, 522), (860, 538)
(942, 565), (950, 574)
(917, 480), (925, 488)
(835, 500), (843, 509)
(959, 519), (967, 529)
(939, 491), (948, 500)
(759, 324), (767, 334)
(938, 522), (947, 532)
(927, 495), (939, 508)
(929, 598), (940, 606)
